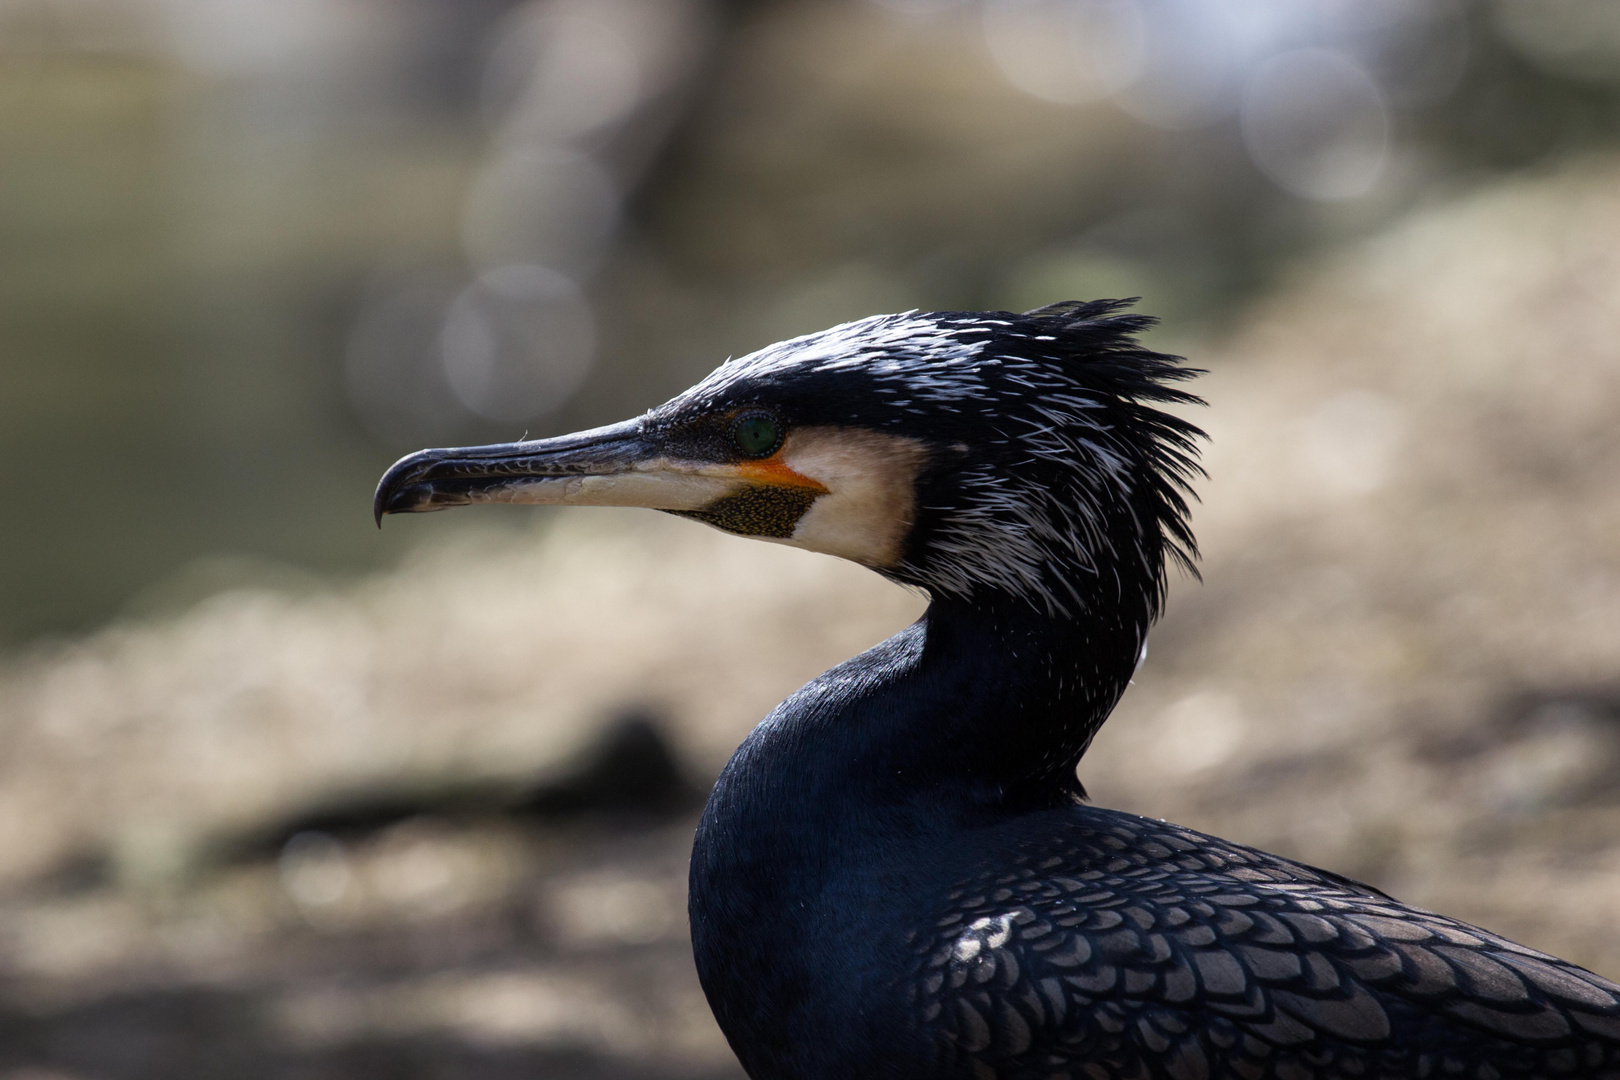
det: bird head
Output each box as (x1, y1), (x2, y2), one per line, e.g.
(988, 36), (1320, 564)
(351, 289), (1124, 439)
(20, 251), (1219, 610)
(375, 300), (1204, 620)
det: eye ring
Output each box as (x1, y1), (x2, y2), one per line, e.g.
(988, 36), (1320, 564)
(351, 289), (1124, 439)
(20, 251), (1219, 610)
(730, 411), (783, 458)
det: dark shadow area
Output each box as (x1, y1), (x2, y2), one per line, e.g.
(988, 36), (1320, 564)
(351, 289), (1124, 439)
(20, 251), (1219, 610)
(0, 982), (742, 1080)
(23, 710), (704, 901)
(234, 711), (703, 853)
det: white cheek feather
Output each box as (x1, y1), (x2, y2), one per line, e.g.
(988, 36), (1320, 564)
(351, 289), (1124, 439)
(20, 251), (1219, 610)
(774, 428), (929, 569)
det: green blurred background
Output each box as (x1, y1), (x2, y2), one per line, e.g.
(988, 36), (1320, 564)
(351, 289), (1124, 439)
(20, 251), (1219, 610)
(4, 2), (1620, 1077)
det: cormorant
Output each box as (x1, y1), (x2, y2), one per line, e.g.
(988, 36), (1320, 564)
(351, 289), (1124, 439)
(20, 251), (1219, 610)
(375, 301), (1620, 1079)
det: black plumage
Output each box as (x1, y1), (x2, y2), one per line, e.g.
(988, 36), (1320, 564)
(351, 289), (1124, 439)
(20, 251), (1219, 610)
(375, 300), (1620, 1079)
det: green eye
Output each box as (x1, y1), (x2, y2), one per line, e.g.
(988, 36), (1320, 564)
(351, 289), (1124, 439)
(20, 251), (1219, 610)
(731, 413), (782, 458)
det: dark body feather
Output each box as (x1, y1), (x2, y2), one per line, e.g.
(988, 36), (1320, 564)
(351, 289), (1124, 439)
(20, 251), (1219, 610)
(690, 599), (1620, 1080)
(912, 812), (1620, 1080)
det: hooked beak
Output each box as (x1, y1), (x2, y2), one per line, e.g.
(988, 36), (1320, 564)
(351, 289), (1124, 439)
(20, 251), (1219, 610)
(373, 418), (749, 526)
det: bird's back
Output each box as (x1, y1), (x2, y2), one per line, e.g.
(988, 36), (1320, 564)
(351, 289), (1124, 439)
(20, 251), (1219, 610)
(904, 805), (1620, 1079)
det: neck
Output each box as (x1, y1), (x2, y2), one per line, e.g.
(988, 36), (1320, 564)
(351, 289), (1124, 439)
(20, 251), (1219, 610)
(688, 583), (1153, 1075)
(889, 591), (1146, 806)
(721, 585), (1152, 822)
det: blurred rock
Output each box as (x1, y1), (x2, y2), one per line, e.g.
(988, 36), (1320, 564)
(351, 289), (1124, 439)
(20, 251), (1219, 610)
(213, 710), (702, 878)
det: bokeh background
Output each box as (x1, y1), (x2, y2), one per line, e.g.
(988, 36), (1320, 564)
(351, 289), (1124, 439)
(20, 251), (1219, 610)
(2, 0), (1620, 1076)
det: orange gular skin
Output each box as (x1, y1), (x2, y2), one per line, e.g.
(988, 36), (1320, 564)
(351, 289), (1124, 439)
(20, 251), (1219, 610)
(731, 455), (830, 493)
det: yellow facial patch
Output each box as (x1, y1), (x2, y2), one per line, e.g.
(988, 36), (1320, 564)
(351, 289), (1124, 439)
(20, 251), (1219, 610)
(672, 445), (833, 539)
(730, 456), (831, 494)
(673, 427), (931, 564)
